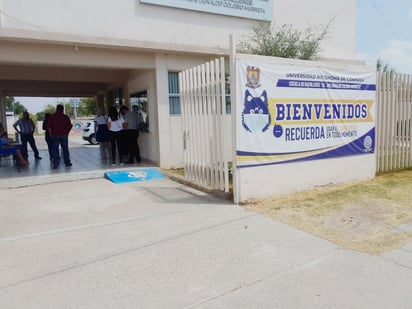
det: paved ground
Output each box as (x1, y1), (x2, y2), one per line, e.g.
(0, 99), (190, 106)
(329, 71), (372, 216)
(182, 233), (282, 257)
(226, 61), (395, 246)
(1, 175), (412, 308)
(1, 136), (412, 308)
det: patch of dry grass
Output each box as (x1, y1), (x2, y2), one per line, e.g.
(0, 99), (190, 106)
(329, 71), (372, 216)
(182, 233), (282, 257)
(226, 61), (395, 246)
(244, 170), (412, 254)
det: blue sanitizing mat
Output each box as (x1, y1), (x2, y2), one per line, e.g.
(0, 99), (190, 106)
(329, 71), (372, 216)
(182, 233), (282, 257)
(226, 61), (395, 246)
(104, 168), (166, 184)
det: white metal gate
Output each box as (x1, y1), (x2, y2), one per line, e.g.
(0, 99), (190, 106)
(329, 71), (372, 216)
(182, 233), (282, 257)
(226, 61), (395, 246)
(179, 57), (230, 193)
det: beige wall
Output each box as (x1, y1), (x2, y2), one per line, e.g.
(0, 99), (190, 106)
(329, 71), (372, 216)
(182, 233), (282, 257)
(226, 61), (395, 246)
(0, 0), (356, 59)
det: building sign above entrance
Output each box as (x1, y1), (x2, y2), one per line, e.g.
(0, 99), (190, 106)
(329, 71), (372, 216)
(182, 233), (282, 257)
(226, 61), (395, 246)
(140, 0), (272, 21)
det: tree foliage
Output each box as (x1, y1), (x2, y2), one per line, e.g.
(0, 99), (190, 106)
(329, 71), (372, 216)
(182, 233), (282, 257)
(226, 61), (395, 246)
(238, 21), (331, 60)
(35, 97), (97, 120)
(376, 57), (396, 74)
(77, 97), (97, 117)
(4, 96), (27, 116)
(36, 104), (57, 121)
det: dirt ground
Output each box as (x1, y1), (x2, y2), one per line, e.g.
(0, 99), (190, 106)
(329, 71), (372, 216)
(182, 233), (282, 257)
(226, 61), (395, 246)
(243, 170), (412, 254)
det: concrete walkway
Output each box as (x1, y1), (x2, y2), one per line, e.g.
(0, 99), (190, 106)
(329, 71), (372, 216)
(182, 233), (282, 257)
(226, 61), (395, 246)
(0, 134), (153, 188)
(1, 173), (412, 308)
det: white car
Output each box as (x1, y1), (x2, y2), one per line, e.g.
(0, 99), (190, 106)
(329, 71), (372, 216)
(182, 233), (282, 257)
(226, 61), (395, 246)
(82, 121), (99, 145)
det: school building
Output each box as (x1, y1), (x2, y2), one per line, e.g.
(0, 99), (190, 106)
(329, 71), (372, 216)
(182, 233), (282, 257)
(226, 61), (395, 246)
(0, 0), (357, 168)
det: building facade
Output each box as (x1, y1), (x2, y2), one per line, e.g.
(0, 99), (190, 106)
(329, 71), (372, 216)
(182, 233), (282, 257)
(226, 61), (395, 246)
(0, 0), (356, 168)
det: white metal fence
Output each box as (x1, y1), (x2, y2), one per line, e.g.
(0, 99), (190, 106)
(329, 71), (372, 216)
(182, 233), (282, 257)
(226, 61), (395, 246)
(179, 57), (230, 192)
(376, 72), (412, 172)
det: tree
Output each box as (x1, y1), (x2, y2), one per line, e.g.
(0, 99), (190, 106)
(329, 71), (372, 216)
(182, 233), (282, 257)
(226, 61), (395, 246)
(77, 97), (97, 117)
(376, 57), (396, 74)
(4, 96), (27, 116)
(36, 104), (57, 121)
(237, 20), (332, 60)
(63, 102), (74, 118)
(35, 97), (98, 120)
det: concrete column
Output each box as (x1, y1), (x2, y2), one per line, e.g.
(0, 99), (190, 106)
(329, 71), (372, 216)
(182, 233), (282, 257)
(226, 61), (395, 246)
(106, 91), (114, 108)
(154, 53), (170, 168)
(96, 93), (105, 114)
(0, 91), (6, 127)
(123, 83), (130, 107)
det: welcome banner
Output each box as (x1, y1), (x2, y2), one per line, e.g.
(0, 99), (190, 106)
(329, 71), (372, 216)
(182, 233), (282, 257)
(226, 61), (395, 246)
(236, 58), (376, 168)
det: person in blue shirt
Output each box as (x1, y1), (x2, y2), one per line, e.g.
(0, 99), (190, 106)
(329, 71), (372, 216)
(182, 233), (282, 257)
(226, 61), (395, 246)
(0, 122), (29, 166)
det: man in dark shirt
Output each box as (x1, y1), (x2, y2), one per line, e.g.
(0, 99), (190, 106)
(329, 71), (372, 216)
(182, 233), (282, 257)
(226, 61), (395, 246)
(48, 104), (73, 169)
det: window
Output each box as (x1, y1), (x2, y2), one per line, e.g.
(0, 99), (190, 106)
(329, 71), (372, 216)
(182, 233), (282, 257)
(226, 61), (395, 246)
(167, 71), (230, 114)
(225, 74), (231, 114)
(130, 90), (149, 132)
(168, 72), (181, 115)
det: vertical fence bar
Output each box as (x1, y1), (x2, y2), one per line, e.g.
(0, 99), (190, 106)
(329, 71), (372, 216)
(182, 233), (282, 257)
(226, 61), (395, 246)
(380, 72), (387, 172)
(199, 64), (207, 186)
(376, 71), (382, 172)
(186, 68), (194, 180)
(394, 74), (400, 169)
(388, 73), (394, 171)
(381, 72), (388, 172)
(408, 74), (412, 166)
(204, 62), (213, 187)
(180, 71), (188, 176)
(191, 66), (199, 181)
(210, 60), (219, 188)
(400, 74), (406, 168)
(220, 57), (229, 193)
(218, 57), (228, 192)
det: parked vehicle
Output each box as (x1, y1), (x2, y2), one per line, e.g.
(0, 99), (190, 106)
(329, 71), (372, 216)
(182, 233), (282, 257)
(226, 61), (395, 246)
(82, 121), (99, 145)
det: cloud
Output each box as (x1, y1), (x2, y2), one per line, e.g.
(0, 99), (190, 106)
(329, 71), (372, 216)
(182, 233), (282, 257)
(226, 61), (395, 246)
(356, 40), (412, 73)
(379, 40), (412, 73)
(355, 51), (379, 70)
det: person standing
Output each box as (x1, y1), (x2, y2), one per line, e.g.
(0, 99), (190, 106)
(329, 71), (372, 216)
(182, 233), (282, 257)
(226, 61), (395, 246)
(0, 122), (29, 166)
(120, 105), (141, 164)
(48, 104), (73, 169)
(42, 113), (53, 161)
(107, 106), (125, 166)
(94, 109), (111, 160)
(13, 110), (42, 161)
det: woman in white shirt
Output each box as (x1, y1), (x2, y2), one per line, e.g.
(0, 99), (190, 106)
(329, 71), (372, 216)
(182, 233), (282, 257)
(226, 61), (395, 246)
(107, 106), (125, 165)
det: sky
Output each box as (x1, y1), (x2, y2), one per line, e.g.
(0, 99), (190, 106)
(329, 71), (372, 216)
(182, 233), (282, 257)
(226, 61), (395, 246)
(15, 97), (61, 115)
(16, 0), (412, 114)
(356, 0), (412, 72)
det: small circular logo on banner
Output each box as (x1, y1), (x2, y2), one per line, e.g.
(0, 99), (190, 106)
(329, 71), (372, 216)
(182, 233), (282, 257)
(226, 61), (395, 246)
(364, 136), (372, 150)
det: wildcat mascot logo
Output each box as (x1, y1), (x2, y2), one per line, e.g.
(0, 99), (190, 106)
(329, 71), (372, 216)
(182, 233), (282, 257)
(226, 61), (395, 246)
(242, 89), (270, 133)
(242, 66), (270, 133)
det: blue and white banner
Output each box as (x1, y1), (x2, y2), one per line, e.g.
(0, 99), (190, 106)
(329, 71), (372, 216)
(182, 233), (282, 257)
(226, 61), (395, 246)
(236, 58), (376, 168)
(140, 0), (272, 21)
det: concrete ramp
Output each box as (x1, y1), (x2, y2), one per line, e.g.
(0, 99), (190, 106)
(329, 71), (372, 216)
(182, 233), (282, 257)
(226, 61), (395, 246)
(104, 168), (165, 184)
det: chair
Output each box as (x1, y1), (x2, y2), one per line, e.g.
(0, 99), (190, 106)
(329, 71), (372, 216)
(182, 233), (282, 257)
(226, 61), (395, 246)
(0, 142), (21, 172)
